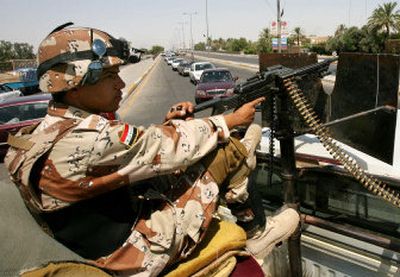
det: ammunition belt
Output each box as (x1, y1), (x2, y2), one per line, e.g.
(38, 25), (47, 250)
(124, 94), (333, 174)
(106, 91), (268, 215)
(284, 78), (400, 208)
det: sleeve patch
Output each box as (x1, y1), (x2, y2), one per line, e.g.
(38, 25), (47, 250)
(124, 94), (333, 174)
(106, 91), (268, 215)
(119, 124), (139, 147)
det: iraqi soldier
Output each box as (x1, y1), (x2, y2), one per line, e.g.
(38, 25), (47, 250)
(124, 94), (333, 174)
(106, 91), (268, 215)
(5, 24), (299, 276)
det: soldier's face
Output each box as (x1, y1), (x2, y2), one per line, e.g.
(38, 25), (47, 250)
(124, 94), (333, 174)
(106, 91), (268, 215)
(75, 66), (126, 113)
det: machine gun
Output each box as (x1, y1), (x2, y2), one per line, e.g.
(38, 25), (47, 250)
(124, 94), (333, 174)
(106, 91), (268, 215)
(194, 55), (400, 210)
(193, 57), (337, 115)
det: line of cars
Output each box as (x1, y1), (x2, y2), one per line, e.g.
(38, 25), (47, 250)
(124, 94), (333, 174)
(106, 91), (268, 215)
(163, 53), (238, 104)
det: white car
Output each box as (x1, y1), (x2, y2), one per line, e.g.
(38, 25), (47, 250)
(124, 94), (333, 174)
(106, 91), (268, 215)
(189, 62), (216, 84)
(166, 56), (178, 65)
(0, 84), (22, 102)
(164, 53), (175, 62)
(171, 58), (185, 70)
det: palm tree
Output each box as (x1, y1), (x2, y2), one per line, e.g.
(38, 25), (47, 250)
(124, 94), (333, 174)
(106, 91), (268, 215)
(367, 2), (400, 38)
(334, 24), (347, 36)
(257, 28), (272, 53)
(293, 27), (303, 46)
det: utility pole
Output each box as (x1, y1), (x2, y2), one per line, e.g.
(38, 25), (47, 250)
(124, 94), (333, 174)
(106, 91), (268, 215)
(348, 0), (352, 26)
(178, 22), (186, 49)
(277, 0), (282, 53)
(183, 11), (197, 52)
(206, 0), (210, 52)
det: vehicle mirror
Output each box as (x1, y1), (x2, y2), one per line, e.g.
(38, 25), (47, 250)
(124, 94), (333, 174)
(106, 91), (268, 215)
(233, 76), (239, 81)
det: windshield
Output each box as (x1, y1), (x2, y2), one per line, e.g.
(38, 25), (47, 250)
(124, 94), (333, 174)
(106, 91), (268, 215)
(195, 63), (214, 71)
(0, 102), (48, 124)
(200, 71), (233, 83)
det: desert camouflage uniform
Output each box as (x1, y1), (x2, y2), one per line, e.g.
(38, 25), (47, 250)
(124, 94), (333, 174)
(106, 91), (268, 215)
(5, 101), (250, 277)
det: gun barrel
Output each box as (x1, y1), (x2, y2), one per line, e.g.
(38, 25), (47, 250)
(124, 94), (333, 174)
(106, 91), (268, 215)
(279, 57), (338, 80)
(193, 57), (338, 115)
(193, 98), (226, 113)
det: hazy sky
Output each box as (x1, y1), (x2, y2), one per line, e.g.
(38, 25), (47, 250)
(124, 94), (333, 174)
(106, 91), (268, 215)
(0, 0), (389, 50)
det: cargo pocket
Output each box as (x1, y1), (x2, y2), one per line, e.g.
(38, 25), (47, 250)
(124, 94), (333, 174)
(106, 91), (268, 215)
(146, 209), (176, 253)
(178, 200), (205, 258)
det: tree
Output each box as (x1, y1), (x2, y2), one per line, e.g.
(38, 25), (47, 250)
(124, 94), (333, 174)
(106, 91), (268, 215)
(194, 42), (206, 51)
(149, 45), (164, 55)
(257, 28), (272, 53)
(292, 27), (304, 46)
(367, 2), (400, 38)
(0, 40), (35, 62)
(13, 43), (35, 60)
(244, 41), (257, 54)
(234, 38), (249, 52)
(224, 37), (249, 52)
(358, 26), (386, 53)
(210, 38), (226, 51)
(335, 24), (347, 36)
(0, 40), (13, 62)
(340, 27), (363, 52)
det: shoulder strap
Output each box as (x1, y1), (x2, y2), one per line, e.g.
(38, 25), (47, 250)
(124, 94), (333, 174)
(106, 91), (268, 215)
(7, 122), (41, 150)
(7, 119), (77, 150)
(7, 133), (35, 151)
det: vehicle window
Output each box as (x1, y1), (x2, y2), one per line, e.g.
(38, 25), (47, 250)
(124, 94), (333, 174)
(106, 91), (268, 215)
(0, 102), (48, 124)
(201, 71), (233, 83)
(195, 63), (213, 71)
(0, 85), (12, 93)
(203, 63), (214, 70)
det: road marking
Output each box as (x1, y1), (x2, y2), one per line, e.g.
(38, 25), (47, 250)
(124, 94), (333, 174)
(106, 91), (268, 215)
(119, 58), (160, 117)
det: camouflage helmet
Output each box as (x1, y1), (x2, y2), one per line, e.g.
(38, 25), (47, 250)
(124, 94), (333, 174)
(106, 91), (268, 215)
(37, 23), (129, 93)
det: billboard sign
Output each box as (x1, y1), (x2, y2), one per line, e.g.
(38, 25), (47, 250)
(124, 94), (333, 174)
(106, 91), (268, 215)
(272, 37), (287, 50)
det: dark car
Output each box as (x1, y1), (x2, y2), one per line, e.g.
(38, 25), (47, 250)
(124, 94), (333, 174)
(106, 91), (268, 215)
(5, 68), (40, 95)
(0, 94), (51, 161)
(194, 68), (237, 104)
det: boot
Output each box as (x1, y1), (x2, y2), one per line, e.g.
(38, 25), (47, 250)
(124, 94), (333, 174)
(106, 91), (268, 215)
(246, 207), (300, 258)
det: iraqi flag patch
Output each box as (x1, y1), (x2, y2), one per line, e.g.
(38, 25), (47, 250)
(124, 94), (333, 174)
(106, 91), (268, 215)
(119, 124), (139, 148)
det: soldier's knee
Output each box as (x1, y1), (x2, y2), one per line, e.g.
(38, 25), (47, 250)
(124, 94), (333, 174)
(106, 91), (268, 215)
(201, 138), (248, 186)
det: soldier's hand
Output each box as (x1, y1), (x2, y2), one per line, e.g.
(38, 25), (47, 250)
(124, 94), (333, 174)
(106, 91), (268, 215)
(224, 97), (265, 129)
(164, 102), (194, 122)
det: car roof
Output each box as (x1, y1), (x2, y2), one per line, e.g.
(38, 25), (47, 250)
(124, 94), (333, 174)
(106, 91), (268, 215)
(202, 68), (230, 73)
(0, 93), (51, 106)
(193, 61), (213, 66)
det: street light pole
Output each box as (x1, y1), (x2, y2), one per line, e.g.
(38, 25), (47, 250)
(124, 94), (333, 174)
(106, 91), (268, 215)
(178, 22), (186, 50)
(277, 0), (282, 53)
(174, 27), (181, 51)
(206, 0), (210, 52)
(183, 11), (197, 51)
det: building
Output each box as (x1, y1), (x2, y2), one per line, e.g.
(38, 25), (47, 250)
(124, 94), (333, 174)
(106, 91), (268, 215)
(308, 35), (330, 45)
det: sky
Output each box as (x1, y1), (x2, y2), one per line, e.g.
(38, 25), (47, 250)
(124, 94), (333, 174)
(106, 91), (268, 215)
(0, 0), (391, 50)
